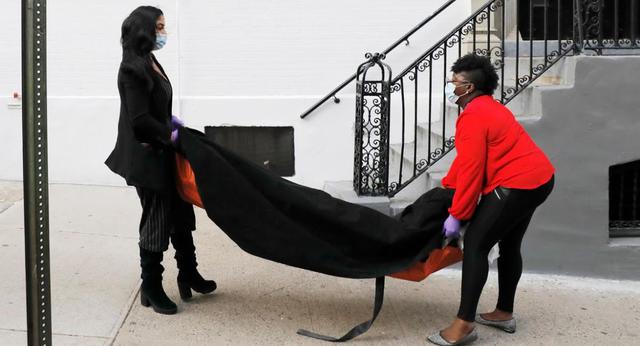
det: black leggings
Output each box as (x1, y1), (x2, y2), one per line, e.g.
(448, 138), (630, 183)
(457, 176), (554, 322)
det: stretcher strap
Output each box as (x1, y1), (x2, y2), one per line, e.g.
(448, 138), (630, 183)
(296, 277), (385, 342)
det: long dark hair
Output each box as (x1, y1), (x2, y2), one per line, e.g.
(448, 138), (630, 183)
(120, 6), (163, 89)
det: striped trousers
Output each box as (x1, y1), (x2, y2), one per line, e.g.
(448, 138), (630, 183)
(136, 187), (196, 252)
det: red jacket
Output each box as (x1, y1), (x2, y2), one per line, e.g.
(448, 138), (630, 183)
(441, 95), (555, 220)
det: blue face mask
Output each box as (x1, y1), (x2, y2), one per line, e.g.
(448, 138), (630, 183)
(154, 33), (167, 50)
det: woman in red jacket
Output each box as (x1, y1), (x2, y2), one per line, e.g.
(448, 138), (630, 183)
(427, 54), (554, 346)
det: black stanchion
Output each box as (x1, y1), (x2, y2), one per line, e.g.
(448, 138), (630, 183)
(21, 0), (52, 345)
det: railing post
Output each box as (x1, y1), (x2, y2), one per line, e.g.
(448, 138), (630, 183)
(578, 0), (607, 54)
(22, 0), (52, 345)
(354, 53), (392, 196)
(573, 0), (585, 53)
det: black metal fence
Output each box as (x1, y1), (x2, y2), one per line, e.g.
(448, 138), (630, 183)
(579, 0), (640, 53)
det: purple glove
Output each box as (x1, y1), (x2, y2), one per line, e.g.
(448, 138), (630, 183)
(170, 129), (179, 145)
(442, 214), (461, 238)
(171, 115), (184, 129)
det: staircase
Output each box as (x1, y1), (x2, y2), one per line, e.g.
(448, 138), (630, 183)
(306, 0), (638, 214)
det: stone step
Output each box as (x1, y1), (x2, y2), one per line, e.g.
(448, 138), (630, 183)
(388, 98), (459, 147)
(499, 55), (576, 88)
(389, 142), (419, 184)
(389, 140), (447, 185)
(503, 40), (576, 58)
(388, 141), (455, 188)
(387, 172), (429, 212)
(389, 151), (455, 216)
(322, 180), (391, 215)
(505, 83), (577, 120)
(416, 119), (457, 150)
(502, 85), (544, 119)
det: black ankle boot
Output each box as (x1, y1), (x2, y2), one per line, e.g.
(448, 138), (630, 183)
(140, 248), (177, 314)
(171, 230), (217, 301)
(176, 269), (217, 300)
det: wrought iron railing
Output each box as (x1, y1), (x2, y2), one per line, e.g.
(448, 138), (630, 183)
(299, 0), (458, 119)
(351, 0), (639, 197)
(578, 0), (640, 54)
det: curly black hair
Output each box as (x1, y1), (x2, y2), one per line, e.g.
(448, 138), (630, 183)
(450, 54), (499, 95)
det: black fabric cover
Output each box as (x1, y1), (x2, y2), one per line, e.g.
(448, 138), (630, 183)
(178, 128), (453, 279)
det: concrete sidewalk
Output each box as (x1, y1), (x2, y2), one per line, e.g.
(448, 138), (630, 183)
(1, 182), (639, 345)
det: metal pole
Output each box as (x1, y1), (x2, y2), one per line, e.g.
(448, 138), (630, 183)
(22, 0), (52, 345)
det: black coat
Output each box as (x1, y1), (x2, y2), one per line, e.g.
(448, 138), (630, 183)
(105, 55), (175, 193)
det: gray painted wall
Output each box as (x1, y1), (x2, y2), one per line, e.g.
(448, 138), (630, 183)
(521, 56), (640, 280)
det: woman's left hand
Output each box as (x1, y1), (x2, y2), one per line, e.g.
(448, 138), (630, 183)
(170, 129), (179, 145)
(171, 115), (184, 129)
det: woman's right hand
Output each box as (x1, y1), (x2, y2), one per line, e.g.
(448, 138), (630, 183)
(442, 214), (461, 238)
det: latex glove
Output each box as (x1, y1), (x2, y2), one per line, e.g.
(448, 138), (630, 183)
(442, 214), (461, 238)
(171, 115), (184, 129)
(170, 129), (179, 145)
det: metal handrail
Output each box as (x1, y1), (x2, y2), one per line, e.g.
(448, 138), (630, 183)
(299, 0), (457, 119)
(392, 0), (497, 83)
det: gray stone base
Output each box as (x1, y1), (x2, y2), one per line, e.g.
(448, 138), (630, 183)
(322, 181), (391, 215)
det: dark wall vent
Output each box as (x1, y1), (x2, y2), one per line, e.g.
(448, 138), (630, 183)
(205, 126), (295, 177)
(610, 159), (640, 238)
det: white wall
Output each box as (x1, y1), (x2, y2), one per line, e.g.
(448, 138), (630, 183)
(0, 0), (471, 188)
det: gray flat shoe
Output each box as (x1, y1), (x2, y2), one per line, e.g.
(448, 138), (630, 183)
(427, 329), (478, 346)
(475, 314), (516, 333)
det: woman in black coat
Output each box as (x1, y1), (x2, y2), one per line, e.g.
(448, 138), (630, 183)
(106, 6), (216, 315)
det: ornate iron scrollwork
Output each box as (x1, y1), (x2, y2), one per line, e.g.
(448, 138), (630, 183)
(354, 53), (392, 196)
(610, 220), (640, 229)
(576, 0), (639, 52)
